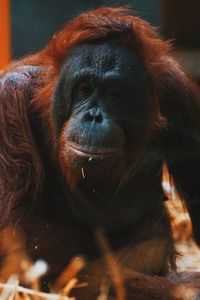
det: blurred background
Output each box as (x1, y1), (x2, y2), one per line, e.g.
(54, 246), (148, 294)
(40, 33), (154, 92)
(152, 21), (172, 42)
(1, 0), (200, 79)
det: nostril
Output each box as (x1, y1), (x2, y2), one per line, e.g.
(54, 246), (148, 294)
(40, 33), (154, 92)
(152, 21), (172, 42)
(94, 114), (103, 123)
(85, 112), (94, 122)
(84, 109), (103, 123)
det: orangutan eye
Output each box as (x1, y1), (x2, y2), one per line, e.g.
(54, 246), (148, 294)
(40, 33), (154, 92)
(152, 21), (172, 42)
(106, 87), (120, 101)
(79, 82), (93, 97)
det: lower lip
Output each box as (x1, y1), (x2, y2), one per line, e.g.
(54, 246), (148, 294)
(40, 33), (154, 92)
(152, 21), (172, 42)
(66, 142), (115, 158)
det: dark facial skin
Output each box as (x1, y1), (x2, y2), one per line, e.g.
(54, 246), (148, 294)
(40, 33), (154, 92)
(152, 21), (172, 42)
(52, 41), (149, 160)
(51, 41), (154, 232)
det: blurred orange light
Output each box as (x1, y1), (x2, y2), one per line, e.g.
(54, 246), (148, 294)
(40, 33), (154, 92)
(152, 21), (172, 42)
(0, 0), (11, 69)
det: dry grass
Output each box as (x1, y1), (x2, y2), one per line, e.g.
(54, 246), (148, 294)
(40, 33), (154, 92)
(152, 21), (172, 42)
(163, 165), (200, 273)
(0, 227), (125, 300)
(0, 166), (200, 299)
(0, 254), (85, 300)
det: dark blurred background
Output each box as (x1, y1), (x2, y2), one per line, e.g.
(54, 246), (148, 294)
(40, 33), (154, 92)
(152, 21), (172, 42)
(11, 0), (160, 58)
(11, 0), (200, 79)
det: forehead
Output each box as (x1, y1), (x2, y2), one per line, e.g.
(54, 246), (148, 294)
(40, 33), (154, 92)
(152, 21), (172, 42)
(63, 41), (145, 79)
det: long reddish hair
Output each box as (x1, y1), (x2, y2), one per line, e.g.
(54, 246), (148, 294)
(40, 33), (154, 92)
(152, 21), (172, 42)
(1, 7), (200, 226)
